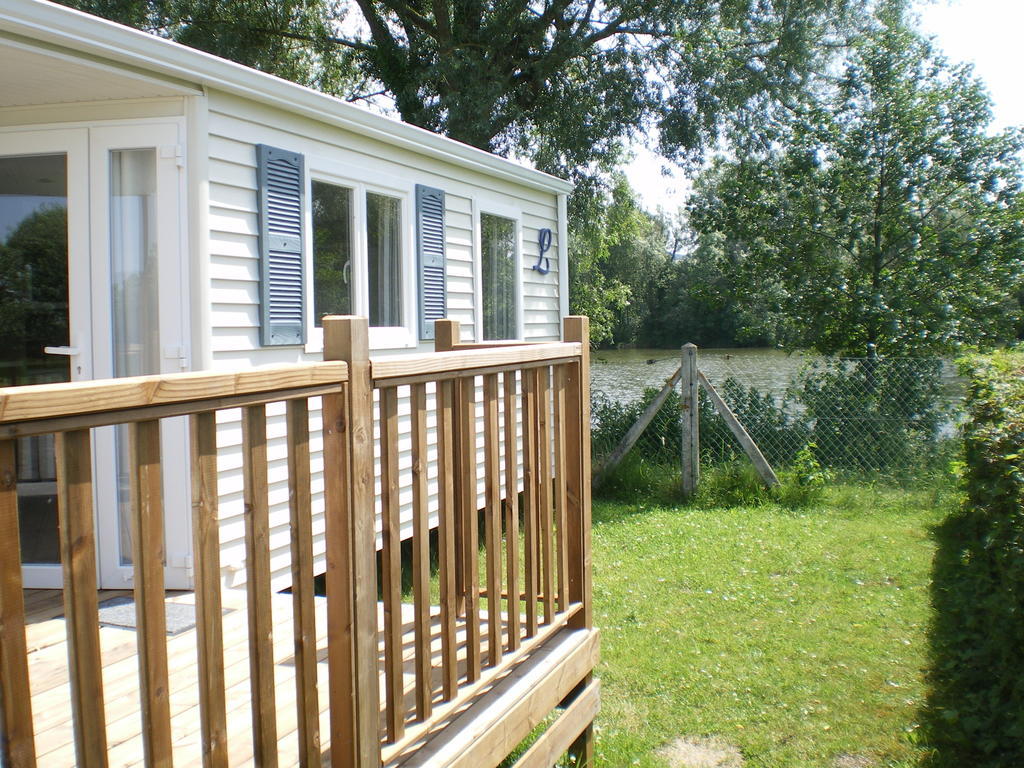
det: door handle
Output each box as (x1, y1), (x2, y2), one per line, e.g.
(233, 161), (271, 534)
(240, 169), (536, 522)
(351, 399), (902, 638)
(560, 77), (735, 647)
(43, 346), (79, 356)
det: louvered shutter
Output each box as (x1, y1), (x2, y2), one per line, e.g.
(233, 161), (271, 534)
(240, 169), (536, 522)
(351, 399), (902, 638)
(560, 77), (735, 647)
(416, 185), (446, 340)
(257, 144), (305, 346)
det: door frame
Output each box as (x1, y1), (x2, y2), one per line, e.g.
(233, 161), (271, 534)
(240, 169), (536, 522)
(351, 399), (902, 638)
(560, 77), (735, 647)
(4, 120), (193, 590)
(89, 121), (192, 590)
(2, 127), (92, 589)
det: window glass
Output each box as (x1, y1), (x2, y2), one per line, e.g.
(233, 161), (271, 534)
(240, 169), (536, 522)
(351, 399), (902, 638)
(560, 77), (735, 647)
(481, 213), (517, 340)
(367, 192), (402, 327)
(312, 181), (353, 326)
(110, 148), (159, 566)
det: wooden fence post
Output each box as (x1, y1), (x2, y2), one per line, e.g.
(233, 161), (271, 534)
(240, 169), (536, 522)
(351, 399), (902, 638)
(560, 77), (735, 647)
(323, 315), (380, 768)
(681, 343), (700, 497)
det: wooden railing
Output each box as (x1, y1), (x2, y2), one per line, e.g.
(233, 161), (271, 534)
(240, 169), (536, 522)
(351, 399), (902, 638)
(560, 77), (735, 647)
(0, 316), (596, 768)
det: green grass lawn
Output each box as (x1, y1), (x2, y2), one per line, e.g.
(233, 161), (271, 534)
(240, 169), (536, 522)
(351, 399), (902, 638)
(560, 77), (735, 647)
(589, 482), (950, 767)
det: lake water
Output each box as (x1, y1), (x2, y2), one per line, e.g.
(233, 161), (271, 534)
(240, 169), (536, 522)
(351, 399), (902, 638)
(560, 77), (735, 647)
(590, 347), (819, 404)
(590, 347), (965, 413)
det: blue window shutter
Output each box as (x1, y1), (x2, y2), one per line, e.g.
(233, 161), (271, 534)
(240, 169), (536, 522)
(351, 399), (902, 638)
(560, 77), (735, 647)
(416, 184), (446, 340)
(257, 144), (305, 346)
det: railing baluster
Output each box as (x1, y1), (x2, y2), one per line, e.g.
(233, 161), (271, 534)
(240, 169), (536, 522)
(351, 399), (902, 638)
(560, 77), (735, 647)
(0, 438), (36, 768)
(128, 420), (172, 767)
(379, 386), (405, 742)
(459, 376), (480, 682)
(286, 399), (320, 767)
(241, 405), (277, 768)
(56, 429), (108, 768)
(436, 378), (458, 701)
(537, 367), (555, 626)
(189, 411), (228, 768)
(483, 373), (502, 667)
(522, 371), (539, 638)
(410, 383), (433, 720)
(553, 366), (570, 614)
(501, 372), (520, 653)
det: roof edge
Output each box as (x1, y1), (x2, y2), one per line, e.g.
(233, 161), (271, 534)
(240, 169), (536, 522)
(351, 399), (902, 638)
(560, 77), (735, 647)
(0, 0), (574, 195)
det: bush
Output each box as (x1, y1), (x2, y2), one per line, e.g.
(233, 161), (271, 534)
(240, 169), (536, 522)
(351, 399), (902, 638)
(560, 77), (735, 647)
(796, 357), (948, 474)
(923, 350), (1024, 765)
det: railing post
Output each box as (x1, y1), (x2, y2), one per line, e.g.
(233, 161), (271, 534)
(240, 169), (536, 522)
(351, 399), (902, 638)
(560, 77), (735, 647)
(562, 316), (594, 766)
(435, 319), (468, 616)
(323, 316), (380, 768)
(681, 343), (700, 497)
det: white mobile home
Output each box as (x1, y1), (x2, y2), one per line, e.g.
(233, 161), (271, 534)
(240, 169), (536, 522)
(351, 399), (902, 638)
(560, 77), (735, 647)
(1, 0), (572, 591)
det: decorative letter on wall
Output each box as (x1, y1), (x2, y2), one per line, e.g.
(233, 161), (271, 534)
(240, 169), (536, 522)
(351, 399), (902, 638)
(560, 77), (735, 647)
(532, 228), (552, 275)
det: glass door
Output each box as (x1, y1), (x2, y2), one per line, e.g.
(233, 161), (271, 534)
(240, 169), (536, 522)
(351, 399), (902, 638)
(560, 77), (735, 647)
(90, 123), (191, 590)
(1, 129), (91, 589)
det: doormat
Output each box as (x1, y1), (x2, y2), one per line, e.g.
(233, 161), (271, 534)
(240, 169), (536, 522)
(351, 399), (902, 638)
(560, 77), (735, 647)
(96, 596), (229, 636)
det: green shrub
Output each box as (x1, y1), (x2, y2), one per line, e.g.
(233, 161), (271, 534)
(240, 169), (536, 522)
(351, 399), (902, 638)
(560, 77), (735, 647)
(923, 350), (1024, 765)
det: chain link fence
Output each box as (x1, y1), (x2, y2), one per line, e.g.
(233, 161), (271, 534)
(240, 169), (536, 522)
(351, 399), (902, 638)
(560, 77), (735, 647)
(591, 351), (966, 483)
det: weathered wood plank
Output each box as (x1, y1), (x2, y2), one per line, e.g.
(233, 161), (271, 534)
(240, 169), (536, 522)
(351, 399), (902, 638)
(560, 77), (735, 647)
(189, 411), (228, 768)
(502, 371), (521, 653)
(0, 439), (36, 768)
(595, 363), (684, 485)
(0, 362), (347, 424)
(241, 405), (277, 768)
(286, 399), (320, 767)
(409, 382), (433, 721)
(55, 429), (108, 768)
(682, 344), (700, 496)
(514, 681), (601, 768)
(379, 385), (405, 743)
(436, 378), (459, 701)
(128, 420), (172, 768)
(697, 369), (780, 487)
(482, 373), (503, 668)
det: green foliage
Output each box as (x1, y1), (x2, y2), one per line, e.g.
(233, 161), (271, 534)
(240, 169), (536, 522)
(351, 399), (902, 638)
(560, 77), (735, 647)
(0, 206), (70, 378)
(688, 8), (1024, 357)
(797, 357), (948, 473)
(923, 349), (1024, 765)
(774, 443), (831, 508)
(59, 0), (361, 95)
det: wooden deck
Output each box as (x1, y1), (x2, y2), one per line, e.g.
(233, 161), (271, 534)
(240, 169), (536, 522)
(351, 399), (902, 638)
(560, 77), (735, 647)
(3, 317), (597, 768)
(22, 589), (599, 767)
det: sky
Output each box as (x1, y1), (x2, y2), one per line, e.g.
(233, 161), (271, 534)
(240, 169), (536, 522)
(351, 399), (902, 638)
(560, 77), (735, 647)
(625, 0), (1024, 213)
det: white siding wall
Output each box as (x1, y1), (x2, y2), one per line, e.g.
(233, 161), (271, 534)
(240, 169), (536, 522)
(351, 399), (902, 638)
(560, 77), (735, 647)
(203, 92), (564, 590)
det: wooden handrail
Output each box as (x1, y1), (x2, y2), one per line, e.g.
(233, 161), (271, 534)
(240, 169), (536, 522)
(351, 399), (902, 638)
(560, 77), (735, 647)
(370, 343), (582, 386)
(0, 361), (348, 424)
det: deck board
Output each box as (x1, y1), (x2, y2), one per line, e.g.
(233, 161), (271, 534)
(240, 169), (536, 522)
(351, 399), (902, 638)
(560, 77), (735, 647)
(22, 589), (539, 767)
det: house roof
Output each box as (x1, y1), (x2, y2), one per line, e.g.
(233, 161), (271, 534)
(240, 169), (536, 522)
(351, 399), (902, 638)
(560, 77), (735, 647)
(0, 0), (574, 195)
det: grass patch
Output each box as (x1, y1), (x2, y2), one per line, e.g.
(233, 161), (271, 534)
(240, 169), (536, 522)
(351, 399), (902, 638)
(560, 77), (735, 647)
(590, 480), (952, 767)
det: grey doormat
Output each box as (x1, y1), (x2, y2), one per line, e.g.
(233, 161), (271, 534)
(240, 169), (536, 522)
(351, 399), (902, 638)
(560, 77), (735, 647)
(96, 596), (223, 636)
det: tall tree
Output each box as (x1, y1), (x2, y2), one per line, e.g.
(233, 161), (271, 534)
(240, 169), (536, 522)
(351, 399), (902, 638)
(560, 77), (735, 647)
(60, 0), (868, 173)
(688, 8), (1024, 356)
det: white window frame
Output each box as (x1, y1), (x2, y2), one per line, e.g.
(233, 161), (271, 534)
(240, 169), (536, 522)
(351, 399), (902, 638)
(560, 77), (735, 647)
(304, 162), (417, 351)
(474, 197), (523, 342)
